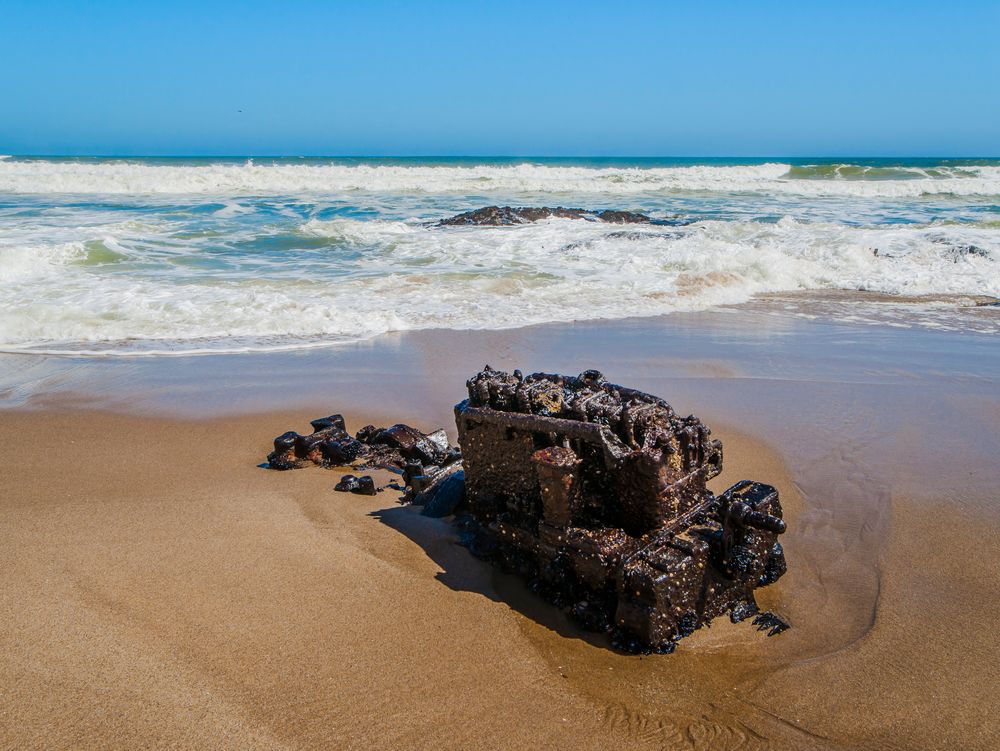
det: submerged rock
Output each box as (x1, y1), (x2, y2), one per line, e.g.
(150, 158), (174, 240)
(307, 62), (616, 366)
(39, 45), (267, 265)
(945, 244), (990, 261)
(928, 235), (992, 262)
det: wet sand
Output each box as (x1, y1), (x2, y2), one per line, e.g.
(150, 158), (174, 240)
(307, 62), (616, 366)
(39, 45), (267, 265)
(2, 309), (999, 750)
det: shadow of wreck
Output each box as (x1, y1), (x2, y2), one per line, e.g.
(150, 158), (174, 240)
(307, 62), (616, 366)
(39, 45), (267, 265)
(370, 503), (614, 650)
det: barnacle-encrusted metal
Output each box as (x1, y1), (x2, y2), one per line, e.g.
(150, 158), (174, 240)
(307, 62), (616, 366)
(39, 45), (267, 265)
(456, 366), (788, 653)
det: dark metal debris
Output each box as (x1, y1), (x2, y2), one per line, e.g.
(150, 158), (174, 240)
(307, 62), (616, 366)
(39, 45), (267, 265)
(263, 367), (789, 654)
(335, 474), (378, 496)
(419, 469), (466, 518)
(265, 414), (462, 485)
(751, 610), (790, 637)
(454, 366), (789, 653)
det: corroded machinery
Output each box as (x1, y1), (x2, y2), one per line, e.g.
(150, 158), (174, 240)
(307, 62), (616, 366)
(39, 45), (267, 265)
(261, 366), (790, 653)
(456, 366), (788, 653)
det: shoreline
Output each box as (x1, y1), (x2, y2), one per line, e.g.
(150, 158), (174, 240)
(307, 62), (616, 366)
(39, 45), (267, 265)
(1, 290), (997, 363)
(2, 309), (999, 748)
(3, 298), (999, 419)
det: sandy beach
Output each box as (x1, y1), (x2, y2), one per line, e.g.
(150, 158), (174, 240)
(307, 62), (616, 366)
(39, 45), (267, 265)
(2, 308), (998, 750)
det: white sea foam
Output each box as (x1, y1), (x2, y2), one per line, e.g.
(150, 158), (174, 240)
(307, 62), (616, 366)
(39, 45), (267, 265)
(3, 160), (1000, 197)
(0, 241), (86, 283)
(213, 200), (253, 217)
(2, 154), (997, 355)
(300, 216), (420, 242)
(0, 216), (996, 354)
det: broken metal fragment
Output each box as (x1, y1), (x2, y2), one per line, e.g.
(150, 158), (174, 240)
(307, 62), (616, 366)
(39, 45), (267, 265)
(267, 431), (301, 470)
(262, 370), (789, 655)
(310, 414), (346, 432)
(266, 415), (460, 475)
(419, 469), (466, 518)
(319, 436), (368, 465)
(334, 474), (378, 495)
(361, 423), (450, 466)
(752, 611), (790, 636)
(334, 474), (361, 492)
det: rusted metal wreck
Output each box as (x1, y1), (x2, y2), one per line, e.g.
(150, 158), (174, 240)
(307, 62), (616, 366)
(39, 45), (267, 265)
(455, 367), (788, 653)
(264, 366), (789, 653)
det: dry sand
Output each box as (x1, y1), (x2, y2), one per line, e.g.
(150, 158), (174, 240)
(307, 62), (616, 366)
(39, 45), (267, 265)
(0, 410), (994, 750)
(2, 312), (999, 750)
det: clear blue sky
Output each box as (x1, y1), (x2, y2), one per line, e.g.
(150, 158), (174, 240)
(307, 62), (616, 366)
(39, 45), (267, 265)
(1, 0), (998, 156)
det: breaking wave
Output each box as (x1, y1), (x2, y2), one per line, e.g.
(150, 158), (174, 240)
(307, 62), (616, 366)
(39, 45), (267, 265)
(3, 159), (1000, 197)
(1, 215), (997, 355)
(1, 156), (997, 355)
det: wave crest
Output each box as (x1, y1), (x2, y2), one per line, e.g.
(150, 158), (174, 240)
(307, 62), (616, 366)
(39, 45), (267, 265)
(3, 160), (1000, 197)
(1, 217), (996, 354)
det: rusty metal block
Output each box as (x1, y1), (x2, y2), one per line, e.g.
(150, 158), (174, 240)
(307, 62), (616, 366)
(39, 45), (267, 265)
(454, 366), (788, 653)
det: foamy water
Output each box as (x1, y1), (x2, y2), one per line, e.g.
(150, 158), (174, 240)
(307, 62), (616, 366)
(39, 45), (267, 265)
(4, 158), (1000, 198)
(0, 157), (997, 355)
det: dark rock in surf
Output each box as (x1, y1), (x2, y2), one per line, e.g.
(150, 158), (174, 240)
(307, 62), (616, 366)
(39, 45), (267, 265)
(945, 244), (989, 261)
(436, 206), (653, 226)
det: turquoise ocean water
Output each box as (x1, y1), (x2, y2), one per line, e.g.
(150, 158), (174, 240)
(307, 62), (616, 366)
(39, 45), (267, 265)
(0, 156), (997, 354)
